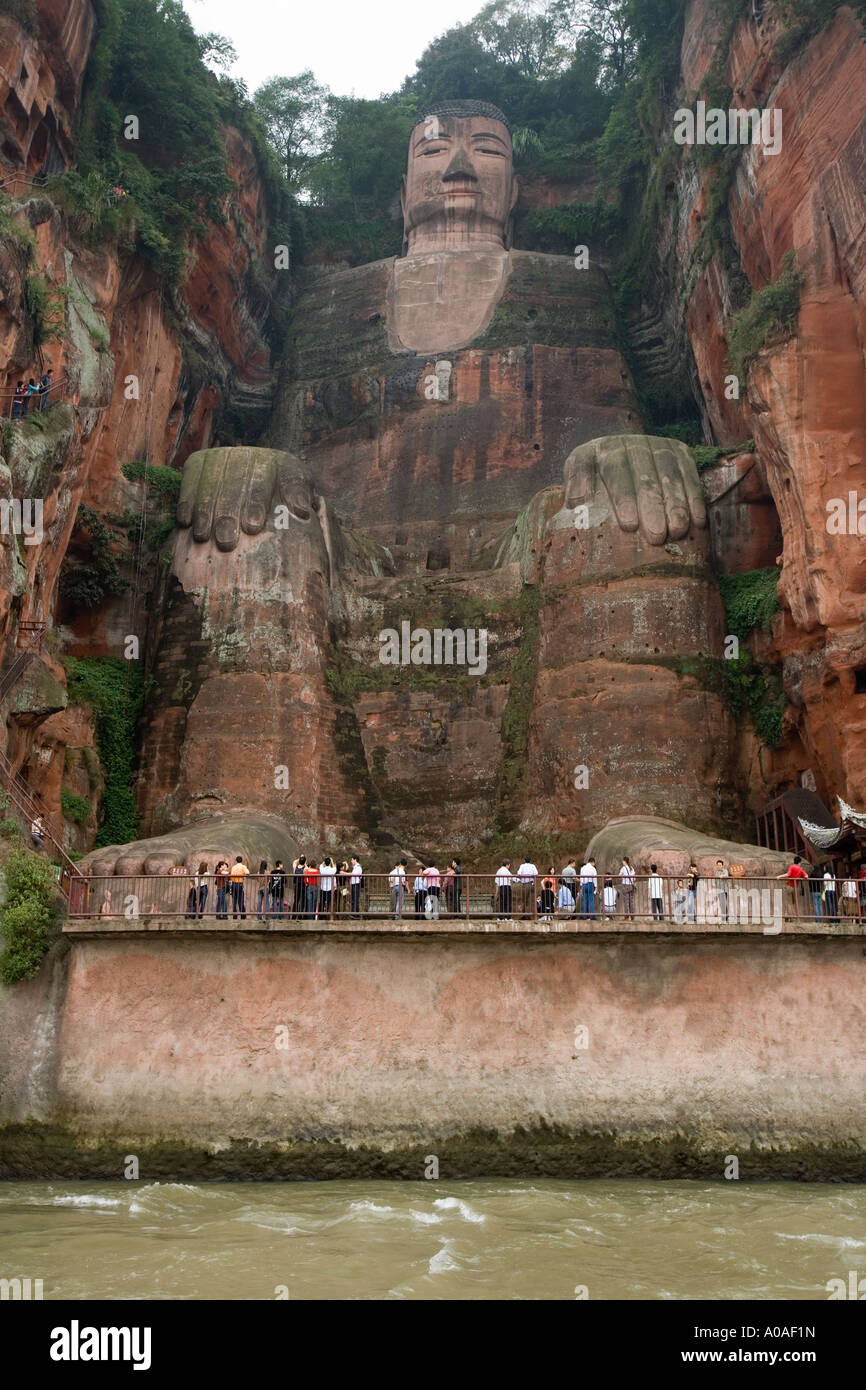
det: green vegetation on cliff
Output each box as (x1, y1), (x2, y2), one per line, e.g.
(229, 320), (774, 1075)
(718, 568), (785, 747)
(64, 0), (294, 282)
(727, 251), (803, 380)
(0, 846), (59, 984)
(718, 568), (780, 640)
(60, 788), (92, 827)
(59, 505), (129, 611)
(64, 659), (145, 847)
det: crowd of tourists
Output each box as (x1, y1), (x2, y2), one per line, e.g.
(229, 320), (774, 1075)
(9, 369), (54, 417)
(91, 847), (866, 922)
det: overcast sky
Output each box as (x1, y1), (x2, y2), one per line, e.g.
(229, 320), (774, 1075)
(181, 0), (486, 99)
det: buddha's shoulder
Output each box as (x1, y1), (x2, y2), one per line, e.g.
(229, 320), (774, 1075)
(293, 258), (396, 379)
(476, 249), (618, 351)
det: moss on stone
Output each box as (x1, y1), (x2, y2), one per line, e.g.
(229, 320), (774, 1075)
(1, 1120), (864, 1182)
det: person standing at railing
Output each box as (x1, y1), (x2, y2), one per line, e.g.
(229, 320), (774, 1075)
(686, 862), (699, 922)
(269, 861), (286, 918)
(185, 865), (198, 919)
(579, 857), (597, 920)
(30, 814), (45, 850)
(26, 378), (39, 410)
(318, 857), (336, 916)
(335, 860), (351, 914)
(841, 869), (859, 920)
(673, 878), (687, 923)
(539, 868), (555, 922)
(413, 867), (428, 916)
(230, 855), (249, 919)
(807, 863), (823, 920)
(715, 859), (729, 922)
(560, 857), (577, 900)
(619, 856), (635, 919)
(777, 855), (807, 918)
(823, 866), (838, 922)
(38, 369), (52, 410)
(11, 381), (26, 418)
(196, 861), (209, 918)
(303, 858), (318, 918)
(389, 859), (407, 919)
(648, 864), (664, 921)
(451, 857), (463, 914)
(516, 854), (538, 916)
(256, 860), (269, 919)
(557, 877), (575, 914)
(291, 856), (305, 917)
(495, 860), (514, 919)
(443, 861), (455, 914)
(214, 861), (229, 919)
(425, 860), (441, 918)
(350, 856), (363, 917)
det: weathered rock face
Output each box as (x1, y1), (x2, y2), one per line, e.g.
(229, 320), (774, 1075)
(0, 2), (280, 849)
(0, 0), (94, 176)
(671, 1), (866, 812)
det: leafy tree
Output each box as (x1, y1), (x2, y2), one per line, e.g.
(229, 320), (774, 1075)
(473, 0), (581, 78)
(308, 94), (417, 217)
(253, 73), (329, 193)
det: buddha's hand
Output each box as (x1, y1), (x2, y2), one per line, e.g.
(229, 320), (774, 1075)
(564, 434), (707, 546)
(177, 447), (315, 553)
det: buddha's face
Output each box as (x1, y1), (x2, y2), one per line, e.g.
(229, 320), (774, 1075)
(401, 114), (517, 251)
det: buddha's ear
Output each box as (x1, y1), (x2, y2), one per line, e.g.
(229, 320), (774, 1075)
(400, 175), (408, 255)
(505, 175), (519, 249)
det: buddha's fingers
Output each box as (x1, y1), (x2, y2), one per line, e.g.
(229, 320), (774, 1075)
(651, 443), (691, 541)
(212, 452), (249, 551)
(276, 451), (315, 522)
(241, 451), (279, 535)
(177, 451), (206, 529)
(597, 436), (639, 533)
(192, 450), (227, 543)
(563, 440), (598, 512)
(625, 435), (667, 546)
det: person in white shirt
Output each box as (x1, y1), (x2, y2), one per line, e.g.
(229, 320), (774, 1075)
(823, 867), (838, 921)
(30, 815), (45, 850)
(602, 877), (617, 919)
(619, 857), (635, 919)
(839, 872), (861, 917)
(516, 856), (538, 916)
(350, 856), (363, 917)
(389, 859), (407, 918)
(495, 861), (514, 918)
(318, 858), (336, 916)
(842, 872), (859, 919)
(648, 863), (664, 921)
(579, 858), (597, 919)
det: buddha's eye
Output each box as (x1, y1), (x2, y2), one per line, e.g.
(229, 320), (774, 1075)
(475, 147), (505, 156)
(420, 146), (446, 156)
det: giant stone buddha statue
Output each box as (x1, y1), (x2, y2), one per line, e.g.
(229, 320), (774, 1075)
(82, 101), (741, 880)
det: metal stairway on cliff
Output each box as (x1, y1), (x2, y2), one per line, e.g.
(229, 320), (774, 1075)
(0, 622), (82, 889)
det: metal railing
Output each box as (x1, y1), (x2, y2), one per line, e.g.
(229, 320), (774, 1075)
(65, 872), (866, 926)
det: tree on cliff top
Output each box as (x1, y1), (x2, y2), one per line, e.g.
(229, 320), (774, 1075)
(253, 73), (328, 195)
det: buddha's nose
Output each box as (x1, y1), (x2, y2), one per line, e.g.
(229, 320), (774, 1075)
(442, 149), (478, 182)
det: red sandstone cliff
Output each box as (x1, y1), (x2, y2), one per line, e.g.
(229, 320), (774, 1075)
(0, 0), (280, 846)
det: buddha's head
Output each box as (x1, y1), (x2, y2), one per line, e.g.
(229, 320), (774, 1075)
(401, 100), (518, 254)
